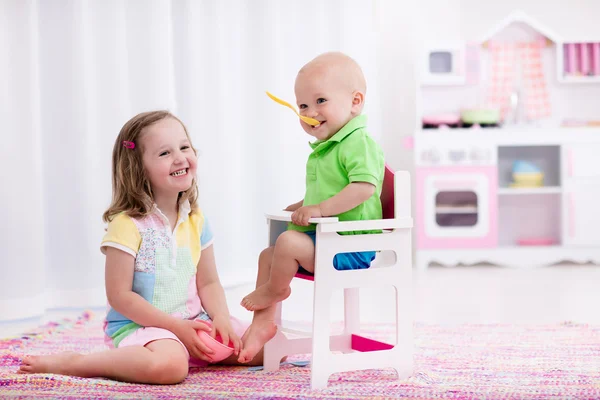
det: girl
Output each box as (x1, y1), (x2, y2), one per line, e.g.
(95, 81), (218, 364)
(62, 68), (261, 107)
(18, 111), (261, 384)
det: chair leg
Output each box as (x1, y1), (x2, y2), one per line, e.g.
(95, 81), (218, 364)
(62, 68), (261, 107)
(274, 301), (283, 325)
(264, 302), (284, 371)
(310, 285), (332, 390)
(415, 254), (429, 270)
(343, 287), (360, 338)
(310, 367), (330, 390)
(263, 346), (282, 371)
(264, 330), (285, 372)
(393, 277), (414, 379)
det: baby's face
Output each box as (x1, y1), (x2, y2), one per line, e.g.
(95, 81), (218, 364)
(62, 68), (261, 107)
(294, 69), (358, 141)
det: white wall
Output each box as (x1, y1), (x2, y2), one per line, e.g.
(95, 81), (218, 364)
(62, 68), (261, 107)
(0, 0), (381, 319)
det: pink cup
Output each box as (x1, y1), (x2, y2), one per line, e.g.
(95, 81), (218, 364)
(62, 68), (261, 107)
(196, 321), (235, 363)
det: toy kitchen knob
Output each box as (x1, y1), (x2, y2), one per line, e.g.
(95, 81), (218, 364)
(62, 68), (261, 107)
(421, 148), (441, 164)
(449, 150), (466, 163)
(470, 148), (491, 162)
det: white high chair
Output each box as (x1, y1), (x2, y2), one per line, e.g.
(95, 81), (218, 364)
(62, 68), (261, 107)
(263, 166), (414, 389)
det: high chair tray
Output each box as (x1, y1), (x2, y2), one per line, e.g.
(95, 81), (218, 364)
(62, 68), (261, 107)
(265, 210), (339, 224)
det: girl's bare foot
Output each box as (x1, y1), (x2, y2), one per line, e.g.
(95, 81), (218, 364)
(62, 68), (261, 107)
(18, 352), (83, 376)
(237, 320), (277, 363)
(240, 284), (291, 311)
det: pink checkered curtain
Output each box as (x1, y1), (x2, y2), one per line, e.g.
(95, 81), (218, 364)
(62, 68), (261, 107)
(486, 42), (517, 119)
(520, 41), (552, 120)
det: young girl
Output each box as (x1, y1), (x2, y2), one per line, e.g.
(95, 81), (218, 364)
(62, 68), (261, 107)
(18, 111), (262, 384)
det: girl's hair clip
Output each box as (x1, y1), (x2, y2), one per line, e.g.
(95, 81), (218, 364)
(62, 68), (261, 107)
(122, 141), (135, 149)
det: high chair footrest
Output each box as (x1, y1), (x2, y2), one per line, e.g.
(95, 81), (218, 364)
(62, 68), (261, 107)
(280, 326), (313, 337)
(351, 334), (394, 352)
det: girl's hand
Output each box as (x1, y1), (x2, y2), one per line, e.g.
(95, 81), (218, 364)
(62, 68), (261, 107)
(291, 205), (322, 226)
(171, 319), (214, 361)
(210, 314), (242, 356)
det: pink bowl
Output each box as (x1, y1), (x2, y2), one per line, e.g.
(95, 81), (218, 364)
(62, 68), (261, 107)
(422, 113), (460, 126)
(196, 321), (235, 363)
(517, 237), (555, 246)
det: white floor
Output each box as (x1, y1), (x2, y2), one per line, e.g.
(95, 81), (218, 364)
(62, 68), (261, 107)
(2, 264), (599, 339)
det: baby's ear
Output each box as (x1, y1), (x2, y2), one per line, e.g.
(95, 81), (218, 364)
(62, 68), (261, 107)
(351, 90), (365, 113)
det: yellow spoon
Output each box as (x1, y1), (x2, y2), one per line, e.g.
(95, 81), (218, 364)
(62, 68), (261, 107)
(266, 91), (320, 126)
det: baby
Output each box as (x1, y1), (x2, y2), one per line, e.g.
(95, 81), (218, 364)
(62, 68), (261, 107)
(238, 52), (384, 363)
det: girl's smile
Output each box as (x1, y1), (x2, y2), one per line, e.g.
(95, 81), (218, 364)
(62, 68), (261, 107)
(170, 168), (188, 177)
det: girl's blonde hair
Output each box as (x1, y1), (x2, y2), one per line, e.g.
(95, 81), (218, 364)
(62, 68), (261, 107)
(102, 110), (198, 223)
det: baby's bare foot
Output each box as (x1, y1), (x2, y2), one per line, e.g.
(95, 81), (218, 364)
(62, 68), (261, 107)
(238, 320), (277, 363)
(18, 352), (82, 376)
(240, 284), (291, 311)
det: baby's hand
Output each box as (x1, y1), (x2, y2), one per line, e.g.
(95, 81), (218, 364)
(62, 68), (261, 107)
(291, 205), (322, 226)
(172, 319), (214, 361)
(284, 203), (301, 212)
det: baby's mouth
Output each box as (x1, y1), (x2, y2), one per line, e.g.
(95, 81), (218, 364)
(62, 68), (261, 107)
(312, 121), (325, 128)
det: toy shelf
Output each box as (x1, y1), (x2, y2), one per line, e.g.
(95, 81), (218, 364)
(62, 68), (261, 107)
(497, 145), (561, 189)
(498, 193), (562, 247)
(497, 187), (561, 195)
(415, 127), (600, 147)
(414, 246), (600, 270)
(557, 42), (600, 84)
(560, 76), (600, 84)
(497, 145), (562, 249)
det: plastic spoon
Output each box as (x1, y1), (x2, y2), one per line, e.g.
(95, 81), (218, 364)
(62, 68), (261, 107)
(266, 91), (320, 126)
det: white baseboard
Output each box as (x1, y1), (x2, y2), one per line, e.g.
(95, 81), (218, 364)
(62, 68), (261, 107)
(0, 276), (254, 322)
(0, 288), (107, 322)
(0, 293), (48, 321)
(220, 269), (256, 289)
(44, 287), (107, 309)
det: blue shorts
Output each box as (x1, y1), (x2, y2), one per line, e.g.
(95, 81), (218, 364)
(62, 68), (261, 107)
(301, 231), (376, 271)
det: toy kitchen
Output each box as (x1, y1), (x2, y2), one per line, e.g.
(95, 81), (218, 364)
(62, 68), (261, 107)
(413, 10), (600, 269)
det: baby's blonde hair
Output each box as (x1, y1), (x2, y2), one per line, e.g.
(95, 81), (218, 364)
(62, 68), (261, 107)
(102, 110), (198, 223)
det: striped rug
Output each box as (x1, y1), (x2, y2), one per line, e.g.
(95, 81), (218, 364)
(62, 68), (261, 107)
(1, 311), (600, 399)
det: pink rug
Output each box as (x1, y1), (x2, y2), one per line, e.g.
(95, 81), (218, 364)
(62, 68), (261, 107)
(1, 311), (600, 399)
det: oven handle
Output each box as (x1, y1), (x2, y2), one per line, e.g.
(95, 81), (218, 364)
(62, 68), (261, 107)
(568, 192), (575, 239)
(433, 180), (479, 190)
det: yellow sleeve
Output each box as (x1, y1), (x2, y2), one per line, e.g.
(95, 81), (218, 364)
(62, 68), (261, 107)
(100, 213), (141, 257)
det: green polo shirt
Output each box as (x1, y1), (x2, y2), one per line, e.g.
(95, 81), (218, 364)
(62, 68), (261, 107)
(288, 114), (384, 233)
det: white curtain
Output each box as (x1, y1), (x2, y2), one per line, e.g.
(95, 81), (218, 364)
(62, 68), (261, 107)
(0, 0), (381, 320)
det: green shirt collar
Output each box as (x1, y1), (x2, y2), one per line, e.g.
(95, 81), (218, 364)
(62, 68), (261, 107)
(309, 114), (367, 150)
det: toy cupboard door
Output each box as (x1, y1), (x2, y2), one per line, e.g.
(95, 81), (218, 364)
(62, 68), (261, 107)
(563, 144), (600, 246)
(565, 144), (600, 180)
(564, 183), (600, 246)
